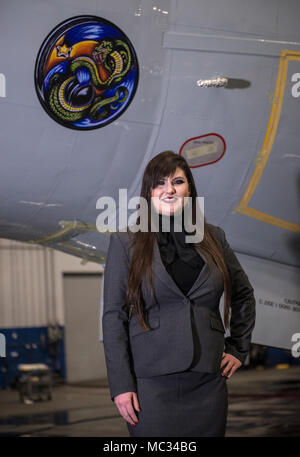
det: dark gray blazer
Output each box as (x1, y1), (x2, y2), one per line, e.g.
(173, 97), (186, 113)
(102, 224), (256, 400)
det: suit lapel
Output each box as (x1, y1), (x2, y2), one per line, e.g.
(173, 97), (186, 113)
(153, 238), (210, 298)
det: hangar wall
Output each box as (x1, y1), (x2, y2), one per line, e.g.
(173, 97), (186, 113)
(0, 239), (104, 388)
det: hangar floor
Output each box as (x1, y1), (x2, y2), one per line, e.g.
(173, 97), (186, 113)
(0, 365), (299, 437)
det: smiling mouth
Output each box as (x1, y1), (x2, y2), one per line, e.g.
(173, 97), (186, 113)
(162, 197), (178, 203)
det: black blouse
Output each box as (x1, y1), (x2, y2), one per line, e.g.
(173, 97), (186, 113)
(157, 213), (205, 296)
(162, 252), (204, 296)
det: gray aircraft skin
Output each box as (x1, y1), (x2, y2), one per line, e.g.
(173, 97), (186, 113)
(0, 0), (299, 351)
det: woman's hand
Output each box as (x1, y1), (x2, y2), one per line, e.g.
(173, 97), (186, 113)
(220, 352), (242, 378)
(114, 391), (141, 426)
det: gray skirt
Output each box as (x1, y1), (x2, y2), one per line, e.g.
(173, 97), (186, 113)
(126, 368), (228, 437)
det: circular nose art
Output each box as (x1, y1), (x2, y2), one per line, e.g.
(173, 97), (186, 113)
(35, 15), (139, 130)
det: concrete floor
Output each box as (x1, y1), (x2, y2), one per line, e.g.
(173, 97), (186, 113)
(0, 365), (299, 437)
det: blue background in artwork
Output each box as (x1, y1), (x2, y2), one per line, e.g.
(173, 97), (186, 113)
(37, 17), (138, 129)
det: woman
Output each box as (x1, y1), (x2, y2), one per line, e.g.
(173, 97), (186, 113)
(102, 151), (256, 437)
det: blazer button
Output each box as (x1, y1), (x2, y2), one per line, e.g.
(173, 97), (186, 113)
(183, 298), (190, 305)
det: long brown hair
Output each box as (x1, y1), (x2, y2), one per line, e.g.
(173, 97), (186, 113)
(125, 151), (232, 329)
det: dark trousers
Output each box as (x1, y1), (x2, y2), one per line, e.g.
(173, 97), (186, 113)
(127, 368), (228, 437)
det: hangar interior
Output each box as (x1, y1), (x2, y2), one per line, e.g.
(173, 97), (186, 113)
(1, 0), (300, 438)
(0, 239), (300, 437)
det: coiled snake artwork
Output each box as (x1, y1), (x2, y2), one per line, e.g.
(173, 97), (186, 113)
(47, 39), (131, 123)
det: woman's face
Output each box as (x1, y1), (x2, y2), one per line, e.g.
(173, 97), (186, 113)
(151, 167), (190, 216)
